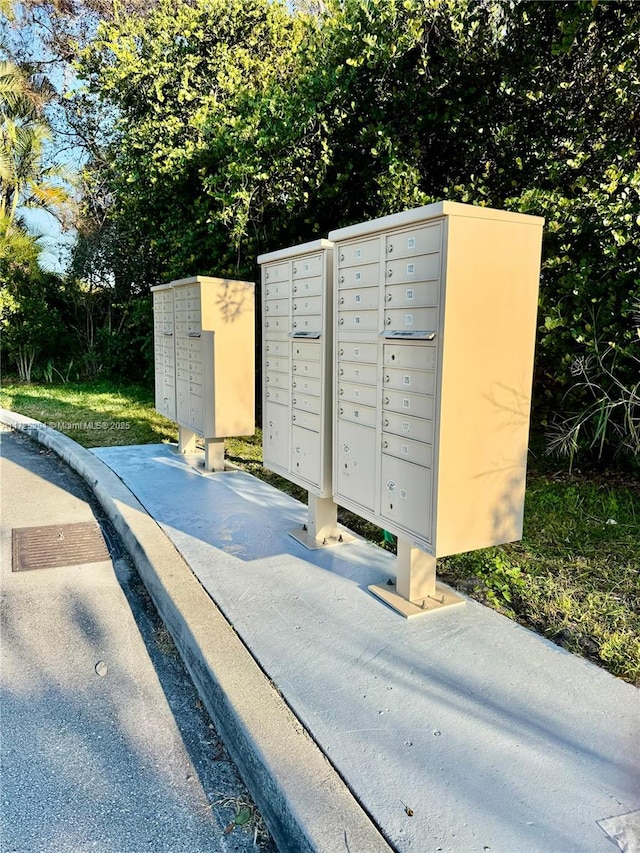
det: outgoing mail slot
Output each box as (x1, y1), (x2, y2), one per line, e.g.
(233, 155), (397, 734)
(383, 367), (436, 395)
(338, 263), (380, 289)
(385, 254), (440, 283)
(382, 390), (435, 420)
(385, 281), (439, 308)
(338, 287), (379, 311)
(292, 276), (322, 297)
(385, 223), (441, 259)
(293, 295), (322, 315)
(338, 361), (378, 386)
(337, 341), (378, 363)
(384, 307), (438, 332)
(290, 393), (321, 415)
(337, 309), (378, 332)
(338, 238), (380, 268)
(382, 412), (433, 443)
(338, 381), (377, 407)
(383, 344), (437, 371)
(292, 376), (321, 397)
(292, 359), (321, 379)
(292, 254), (322, 279)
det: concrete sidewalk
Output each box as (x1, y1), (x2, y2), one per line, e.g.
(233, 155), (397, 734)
(2, 410), (639, 853)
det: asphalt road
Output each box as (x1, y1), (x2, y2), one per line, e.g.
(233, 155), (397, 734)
(0, 427), (276, 853)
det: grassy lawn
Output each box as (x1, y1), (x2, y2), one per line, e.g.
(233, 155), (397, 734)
(2, 379), (638, 686)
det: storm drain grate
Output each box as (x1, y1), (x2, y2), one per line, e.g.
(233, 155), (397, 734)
(12, 521), (110, 572)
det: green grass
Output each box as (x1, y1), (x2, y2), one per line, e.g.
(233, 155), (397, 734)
(2, 380), (638, 686)
(0, 380), (177, 447)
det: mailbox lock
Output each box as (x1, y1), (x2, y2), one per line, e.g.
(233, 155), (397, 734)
(386, 317), (392, 325)
(339, 388), (343, 396)
(388, 269), (393, 278)
(339, 408), (344, 415)
(266, 272), (270, 279)
(387, 293), (393, 302)
(293, 304), (297, 311)
(293, 398), (297, 405)
(293, 267), (297, 274)
(340, 275), (345, 284)
(387, 480), (397, 492)
(384, 396), (389, 404)
(339, 318), (344, 325)
(339, 368), (344, 376)
(387, 243), (393, 254)
(340, 297), (344, 305)
(339, 349), (344, 356)
(292, 414), (296, 422)
(265, 288), (270, 296)
(384, 419), (389, 426)
(292, 381), (297, 388)
(340, 253), (344, 261)
(293, 321), (297, 328)
(293, 286), (297, 293)
(385, 375), (390, 383)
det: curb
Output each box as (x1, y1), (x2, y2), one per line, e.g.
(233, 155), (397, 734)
(0, 411), (394, 853)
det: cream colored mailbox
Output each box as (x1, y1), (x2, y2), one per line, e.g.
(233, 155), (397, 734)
(328, 201), (544, 617)
(151, 275), (255, 471)
(258, 240), (343, 547)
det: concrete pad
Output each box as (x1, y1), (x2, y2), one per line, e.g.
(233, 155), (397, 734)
(91, 442), (640, 853)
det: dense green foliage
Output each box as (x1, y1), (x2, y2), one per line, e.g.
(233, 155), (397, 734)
(71, 0), (639, 463)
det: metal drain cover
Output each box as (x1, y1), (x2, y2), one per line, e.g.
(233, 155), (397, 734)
(12, 521), (110, 572)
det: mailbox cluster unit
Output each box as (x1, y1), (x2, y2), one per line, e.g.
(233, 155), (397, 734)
(258, 202), (544, 616)
(258, 241), (341, 546)
(151, 275), (255, 471)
